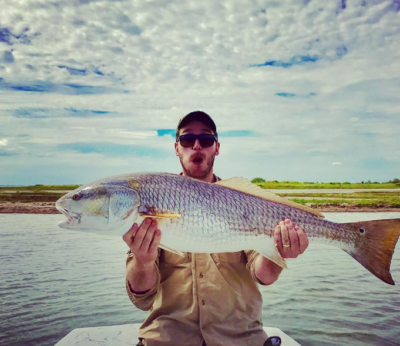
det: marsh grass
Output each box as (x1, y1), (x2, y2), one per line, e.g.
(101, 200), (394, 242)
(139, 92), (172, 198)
(256, 181), (400, 189)
(0, 185), (80, 191)
(278, 192), (400, 199)
(289, 197), (400, 208)
(0, 192), (65, 203)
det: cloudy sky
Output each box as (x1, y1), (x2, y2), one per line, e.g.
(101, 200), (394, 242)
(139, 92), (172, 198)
(1, 0), (399, 185)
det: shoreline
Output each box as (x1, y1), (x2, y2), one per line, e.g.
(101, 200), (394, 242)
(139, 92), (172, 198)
(0, 202), (399, 214)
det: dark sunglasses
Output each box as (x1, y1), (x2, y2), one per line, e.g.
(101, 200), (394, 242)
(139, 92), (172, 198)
(177, 134), (218, 148)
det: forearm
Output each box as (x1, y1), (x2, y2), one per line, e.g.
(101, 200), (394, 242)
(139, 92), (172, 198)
(126, 257), (158, 293)
(254, 255), (283, 285)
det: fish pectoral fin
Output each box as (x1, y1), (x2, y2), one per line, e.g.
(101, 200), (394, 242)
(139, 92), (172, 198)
(159, 243), (186, 257)
(254, 246), (287, 269)
(139, 212), (181, 219)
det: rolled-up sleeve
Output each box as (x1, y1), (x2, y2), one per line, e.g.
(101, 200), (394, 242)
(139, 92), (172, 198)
(244, 250), (267, 285)
(125, 255), (161, 311)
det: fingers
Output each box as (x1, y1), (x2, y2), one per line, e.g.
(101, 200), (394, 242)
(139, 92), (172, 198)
(131, 218), (153, 252)
(275, 219), (308, 258)
(296, 225), (309, 254)
(122, 218), (160, 254)
(280, 220), (290, 248)
(274, 224), (283, 254)
(149, 229), (162, 253)
(286, 219), (300, 254)
(139, 219), (158, 252)
(122, 223), (139, 246)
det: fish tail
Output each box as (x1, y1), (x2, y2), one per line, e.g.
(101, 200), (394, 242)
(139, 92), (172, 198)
(344, 219), (400, 285)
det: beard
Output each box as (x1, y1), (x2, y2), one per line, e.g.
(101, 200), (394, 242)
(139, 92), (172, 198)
(179, 152), (216, 179)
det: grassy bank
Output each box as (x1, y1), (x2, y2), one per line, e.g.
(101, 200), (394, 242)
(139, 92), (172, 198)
(0, 184), (80, 191)
(0, 191), (65, 203)
(1, 181), (399, 210)
(276, 191), (400, 209)
(288, 197), (400, 208)
(254, 181), (400, 189)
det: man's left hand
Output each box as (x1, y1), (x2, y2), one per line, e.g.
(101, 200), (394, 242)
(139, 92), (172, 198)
(274, 219), (309, 258)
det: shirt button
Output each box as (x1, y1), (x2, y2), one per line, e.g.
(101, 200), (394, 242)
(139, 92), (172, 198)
(199, 273), (203, 278)
(202, 299), (205, 306)
(202, 326), (206, 331)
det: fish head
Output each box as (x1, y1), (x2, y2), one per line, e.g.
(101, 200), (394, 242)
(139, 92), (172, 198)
(56, 184), (140, 232)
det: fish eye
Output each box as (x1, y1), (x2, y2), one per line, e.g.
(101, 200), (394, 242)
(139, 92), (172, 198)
(359, 228), (365, 234)
(72, 194), (80, 201)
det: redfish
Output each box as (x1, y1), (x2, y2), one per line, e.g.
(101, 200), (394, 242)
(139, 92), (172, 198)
(56, 172), (400, 285)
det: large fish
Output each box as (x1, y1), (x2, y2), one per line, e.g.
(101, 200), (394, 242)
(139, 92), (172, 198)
(56, 172), (400, 285)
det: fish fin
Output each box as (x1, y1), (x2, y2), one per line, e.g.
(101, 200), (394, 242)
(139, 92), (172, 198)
(254, 245), (287, 269)
(159, 243), (186, 257)
(344, 219), (400, 285)
(139, 212), (181, 219)
(215, 177), (324, 218)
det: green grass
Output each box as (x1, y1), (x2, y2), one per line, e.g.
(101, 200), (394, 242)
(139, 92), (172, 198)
(0, 192), (65, 203)
(277, 192), (400, 199)
(289, 198), (400, 208)
(0, 184), (80, 191)
(255, 181), (400, 189)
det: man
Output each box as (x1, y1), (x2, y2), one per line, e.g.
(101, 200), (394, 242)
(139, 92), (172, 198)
(123, 111), (308, 346)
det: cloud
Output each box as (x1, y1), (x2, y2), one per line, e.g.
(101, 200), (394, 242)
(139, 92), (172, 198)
(332, 162), (342, 166)
(0, 139), (8, 146)
(1, 51), (14, 63)
(219, 130), (255, 137)
(58, 65), (89, 76)
(0, 0), (399, 184)
(58, 142), (167, 158)
(12, 108), (115, 119)
(0, 78), (128, 95)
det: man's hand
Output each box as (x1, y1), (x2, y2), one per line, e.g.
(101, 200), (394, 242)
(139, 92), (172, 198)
(123, 218), (162, 294)
(274, 219), (308, 258)
(255, 219), (308, 285)
(123, 218), (162, 267)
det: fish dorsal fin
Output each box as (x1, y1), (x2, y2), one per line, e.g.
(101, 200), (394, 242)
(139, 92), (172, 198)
(215, 177), (324, 218)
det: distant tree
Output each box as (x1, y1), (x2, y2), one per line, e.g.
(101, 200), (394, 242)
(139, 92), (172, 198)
(388, 178), (400, 183)
(251, 177), (266, 184)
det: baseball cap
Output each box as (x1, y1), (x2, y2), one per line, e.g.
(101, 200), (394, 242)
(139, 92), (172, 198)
(176, 111), (217, 138)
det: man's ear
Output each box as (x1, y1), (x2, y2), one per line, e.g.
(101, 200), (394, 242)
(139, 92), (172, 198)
(174, 142), (179, 156)
(215, 142), (220, 156)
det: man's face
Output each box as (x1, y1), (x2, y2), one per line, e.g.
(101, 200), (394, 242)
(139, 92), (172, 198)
(175, 120), (220, 180)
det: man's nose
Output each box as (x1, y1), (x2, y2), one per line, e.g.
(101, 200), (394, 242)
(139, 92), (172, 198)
(192, 139), (202, 150)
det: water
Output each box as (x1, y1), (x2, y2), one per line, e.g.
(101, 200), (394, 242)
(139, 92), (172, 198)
(0, 213), (399, 346)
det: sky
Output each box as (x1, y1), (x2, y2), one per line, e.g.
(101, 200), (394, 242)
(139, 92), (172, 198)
(1, 0), (399, 185)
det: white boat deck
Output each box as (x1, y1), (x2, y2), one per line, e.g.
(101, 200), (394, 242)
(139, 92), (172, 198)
(56, 323), (301, 345)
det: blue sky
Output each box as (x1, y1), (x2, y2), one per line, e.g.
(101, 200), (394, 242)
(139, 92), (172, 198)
(1, 0), (399, 185)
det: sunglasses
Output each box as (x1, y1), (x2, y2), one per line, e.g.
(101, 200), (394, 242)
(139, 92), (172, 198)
(177, 134), (218, 148)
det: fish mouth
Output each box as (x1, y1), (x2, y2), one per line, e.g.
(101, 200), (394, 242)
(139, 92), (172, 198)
(56, 203), (81, 228)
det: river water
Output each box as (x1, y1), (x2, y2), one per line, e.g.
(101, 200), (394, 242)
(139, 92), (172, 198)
(0, 213), (399, 346)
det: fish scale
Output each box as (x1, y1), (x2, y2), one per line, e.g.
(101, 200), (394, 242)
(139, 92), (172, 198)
(56, 172), (400, 285)
(133, 173), (348, 251)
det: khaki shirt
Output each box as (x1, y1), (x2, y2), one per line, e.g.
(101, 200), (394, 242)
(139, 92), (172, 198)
(126, 174), (268, 346)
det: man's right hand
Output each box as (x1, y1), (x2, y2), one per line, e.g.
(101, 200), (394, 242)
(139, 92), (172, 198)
(123, 218), (162, 266)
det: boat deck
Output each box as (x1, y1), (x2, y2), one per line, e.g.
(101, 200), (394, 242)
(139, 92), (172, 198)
(56, 323), (301, 345)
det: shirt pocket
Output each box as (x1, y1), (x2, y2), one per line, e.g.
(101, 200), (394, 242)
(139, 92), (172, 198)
(161, 250), (190, 266)
(218, 251), (245, 264)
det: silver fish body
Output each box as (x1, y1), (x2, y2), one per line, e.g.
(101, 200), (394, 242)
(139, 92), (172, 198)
(56, 172), (400, 285)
